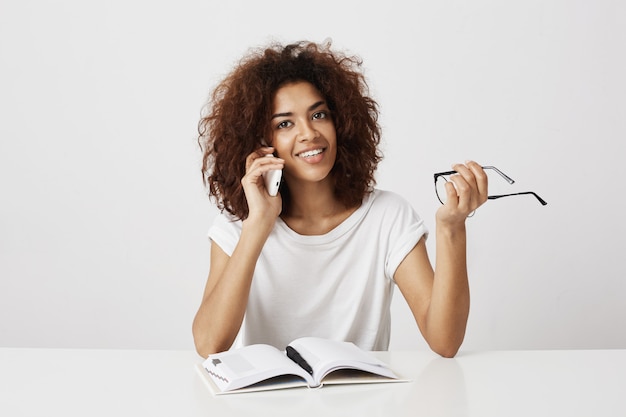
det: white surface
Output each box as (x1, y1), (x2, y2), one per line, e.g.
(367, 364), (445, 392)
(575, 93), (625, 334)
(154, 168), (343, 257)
(1, 348), (626, 417)
(1, 0), (625, 352)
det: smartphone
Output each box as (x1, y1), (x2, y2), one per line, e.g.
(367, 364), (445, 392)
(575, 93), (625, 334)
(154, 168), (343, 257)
(262, 155), (282, 196)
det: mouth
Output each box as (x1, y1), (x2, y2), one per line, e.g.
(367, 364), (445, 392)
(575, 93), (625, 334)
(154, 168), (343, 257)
(296, 148), (326, 159)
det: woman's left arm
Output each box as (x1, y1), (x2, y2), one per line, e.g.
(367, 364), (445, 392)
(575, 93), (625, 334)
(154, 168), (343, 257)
(394, 161), (487, 357)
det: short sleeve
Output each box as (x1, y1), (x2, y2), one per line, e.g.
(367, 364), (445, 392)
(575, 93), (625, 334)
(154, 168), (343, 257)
(379, 192), (429, 280)
(207, 212), (243, 256)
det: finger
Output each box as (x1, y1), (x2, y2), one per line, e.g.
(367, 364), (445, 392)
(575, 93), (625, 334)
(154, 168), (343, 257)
(466, 161), (488, 203)
(243, 154), (284, 193)
(256, 154), (285, 172)
(245, 147), (277, 171)
(452, 162), (484, 209)
(452, 163), (479, 192)
(444, 180), (459, 207)
(448, 173), (472, 210)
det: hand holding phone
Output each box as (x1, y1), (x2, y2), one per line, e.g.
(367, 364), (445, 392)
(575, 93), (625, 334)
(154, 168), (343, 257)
(262, 155), (282, 196)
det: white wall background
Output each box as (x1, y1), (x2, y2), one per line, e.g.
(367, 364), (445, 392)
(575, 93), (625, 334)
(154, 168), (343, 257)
(1, 0), (624, 351)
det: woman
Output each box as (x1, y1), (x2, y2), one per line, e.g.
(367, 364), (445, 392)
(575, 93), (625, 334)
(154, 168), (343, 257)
(193, 41), (487, 358)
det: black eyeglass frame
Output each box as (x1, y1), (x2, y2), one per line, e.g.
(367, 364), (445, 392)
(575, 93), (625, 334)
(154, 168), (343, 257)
(434, 165), (547, 206)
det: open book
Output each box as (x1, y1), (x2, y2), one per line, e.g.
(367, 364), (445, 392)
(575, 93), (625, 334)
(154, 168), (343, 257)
(195, 337), (406, 395)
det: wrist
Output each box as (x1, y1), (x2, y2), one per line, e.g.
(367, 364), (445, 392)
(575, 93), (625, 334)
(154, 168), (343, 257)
(435, 218), (466, 239)
(242, 215), (276, 239)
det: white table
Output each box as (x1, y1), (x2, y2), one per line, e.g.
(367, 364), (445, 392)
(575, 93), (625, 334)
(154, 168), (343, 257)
(1, 347), (625, 416)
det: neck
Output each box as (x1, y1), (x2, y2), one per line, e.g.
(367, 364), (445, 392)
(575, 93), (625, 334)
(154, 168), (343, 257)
(281, 177), (355, 235)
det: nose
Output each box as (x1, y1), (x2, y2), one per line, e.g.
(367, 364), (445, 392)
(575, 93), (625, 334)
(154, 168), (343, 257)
(297, 119), (318, 142)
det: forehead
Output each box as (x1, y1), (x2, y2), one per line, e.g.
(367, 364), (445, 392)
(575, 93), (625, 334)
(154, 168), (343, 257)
(272, 81), (325, 110)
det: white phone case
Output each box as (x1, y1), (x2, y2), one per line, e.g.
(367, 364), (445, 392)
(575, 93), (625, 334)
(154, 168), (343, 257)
(262, 155), (282, 196)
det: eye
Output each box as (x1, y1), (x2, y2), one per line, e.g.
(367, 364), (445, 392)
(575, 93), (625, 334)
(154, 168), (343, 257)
(276, 120), (292, 129)
(312, 111), (327, 120)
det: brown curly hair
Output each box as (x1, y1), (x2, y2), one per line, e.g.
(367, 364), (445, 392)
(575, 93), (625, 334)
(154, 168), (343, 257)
(198, 40), (383, 220)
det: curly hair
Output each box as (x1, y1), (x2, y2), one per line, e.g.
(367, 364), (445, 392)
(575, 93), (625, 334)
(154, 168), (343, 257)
(198, 40), (383, 220)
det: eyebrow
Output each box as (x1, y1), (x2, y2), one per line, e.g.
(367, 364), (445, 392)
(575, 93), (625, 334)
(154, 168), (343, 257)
(271, 100), (326, 120)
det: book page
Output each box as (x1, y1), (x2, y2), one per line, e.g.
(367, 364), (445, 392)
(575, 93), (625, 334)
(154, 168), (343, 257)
(202, 344), (313, 392)
(288, 337), (398, 386)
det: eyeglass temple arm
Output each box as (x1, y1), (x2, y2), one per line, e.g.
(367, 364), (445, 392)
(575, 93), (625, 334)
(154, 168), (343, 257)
(481, 166), (515, 184)
(488, 192), (548, 206)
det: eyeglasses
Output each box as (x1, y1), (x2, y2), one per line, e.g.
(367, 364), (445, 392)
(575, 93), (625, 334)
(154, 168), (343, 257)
(434, 166), (547, 206)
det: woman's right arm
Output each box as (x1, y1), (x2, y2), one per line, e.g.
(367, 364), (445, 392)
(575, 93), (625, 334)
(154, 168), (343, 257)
(192, 220), (272, 357)
(192, 148), (283, 358)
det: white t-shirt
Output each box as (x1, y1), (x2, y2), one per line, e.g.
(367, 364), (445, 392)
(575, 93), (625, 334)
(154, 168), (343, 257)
(208, 189), (428, 351)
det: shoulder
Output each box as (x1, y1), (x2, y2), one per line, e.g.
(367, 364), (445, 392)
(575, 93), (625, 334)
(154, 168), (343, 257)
(208, 211), (242, 256)
(367, 189), (415, 213)
(366, 189), (426, 230)
(370, 188), (409, 203)
(210, 210), (242, 231)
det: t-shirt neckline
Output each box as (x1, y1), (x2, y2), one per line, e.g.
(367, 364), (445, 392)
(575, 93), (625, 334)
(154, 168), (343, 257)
(275, 190), (377, 244)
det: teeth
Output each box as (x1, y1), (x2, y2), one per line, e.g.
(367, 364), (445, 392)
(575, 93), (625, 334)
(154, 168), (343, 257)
(299, 149), (323, 158)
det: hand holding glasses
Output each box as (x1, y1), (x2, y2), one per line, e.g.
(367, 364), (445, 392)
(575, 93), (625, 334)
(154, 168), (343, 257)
(434, 166), (547, 206)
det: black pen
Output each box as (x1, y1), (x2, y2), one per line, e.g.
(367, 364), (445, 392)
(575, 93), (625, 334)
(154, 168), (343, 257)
(286, 346), (313, 375)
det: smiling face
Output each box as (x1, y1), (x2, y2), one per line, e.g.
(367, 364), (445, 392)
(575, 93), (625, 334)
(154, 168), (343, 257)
(269, 81), (337, 188)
